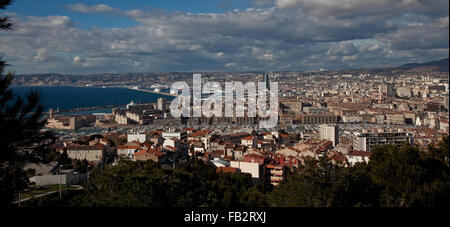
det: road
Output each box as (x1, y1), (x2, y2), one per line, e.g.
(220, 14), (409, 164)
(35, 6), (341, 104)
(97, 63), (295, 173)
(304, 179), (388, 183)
(13, 185), (84, 205)
(129, 87), (177, 97)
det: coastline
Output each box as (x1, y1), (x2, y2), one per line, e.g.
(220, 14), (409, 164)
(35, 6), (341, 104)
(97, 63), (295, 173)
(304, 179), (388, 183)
(11, 86), (174, 115)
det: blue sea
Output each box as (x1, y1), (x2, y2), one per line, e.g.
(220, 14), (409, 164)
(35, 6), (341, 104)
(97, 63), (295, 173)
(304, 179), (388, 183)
(11, 86), (173, 114)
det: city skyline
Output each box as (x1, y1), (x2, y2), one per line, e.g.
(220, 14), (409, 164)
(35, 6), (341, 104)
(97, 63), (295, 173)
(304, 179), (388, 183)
(0, 0), (449, 212)
(0, 0), (448, 74)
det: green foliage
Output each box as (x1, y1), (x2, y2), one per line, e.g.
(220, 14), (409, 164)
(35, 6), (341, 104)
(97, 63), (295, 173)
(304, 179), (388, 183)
(267, 157), (377, 207)
(73, 159), (89, 174)
(70, 160), (268, 207)
(57, 151), (72, 169)
(0, 0), (13, 29)
(0, 164), (29, 204)
(370, 138), (449, 207)
(0, 1), (54, 206)
(23, 137), (449, 207)
(21, 189), (84, 207)
(25, 168), (36, 178)
(42, 150), (60, 164)
(268, 137), (449, 207)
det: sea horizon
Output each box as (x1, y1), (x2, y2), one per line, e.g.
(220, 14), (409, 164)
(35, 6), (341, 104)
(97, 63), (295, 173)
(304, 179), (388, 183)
(11, 86), (173, 114)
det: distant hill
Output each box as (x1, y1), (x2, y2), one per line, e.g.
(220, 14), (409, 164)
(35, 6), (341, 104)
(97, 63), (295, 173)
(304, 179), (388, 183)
(335, 57), (449, 75)
(399, 58), (449, 72)
(12, 57), (448, 87)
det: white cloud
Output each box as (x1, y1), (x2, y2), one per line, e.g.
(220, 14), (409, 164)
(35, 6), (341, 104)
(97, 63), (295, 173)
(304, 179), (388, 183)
(368, 44), (381, 51)
(67, 4), (118, 14)
(275, 0), (301, 9)
(73, 56), (81, 63)
(0, 1), (447, 74)
(225, 62), (237, 67)
(32, 48), (48, 62)
(124, 9), (145, 18)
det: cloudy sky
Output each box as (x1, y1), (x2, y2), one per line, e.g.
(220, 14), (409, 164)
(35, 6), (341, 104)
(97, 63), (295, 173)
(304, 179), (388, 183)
(0, 0), (448, 74)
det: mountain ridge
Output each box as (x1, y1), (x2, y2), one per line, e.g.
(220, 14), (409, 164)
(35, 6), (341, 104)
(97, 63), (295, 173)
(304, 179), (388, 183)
(400, 58), (449, 72)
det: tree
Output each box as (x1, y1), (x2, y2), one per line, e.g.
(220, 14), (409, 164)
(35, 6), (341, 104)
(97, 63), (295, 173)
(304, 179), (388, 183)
(267, 157), (353, 207)
(57, 151), (72, 169)
(0, 0), (54, 206)
(370, 138), (449, 207)
(0, 1), (13, 30)
(268, 139), (449, 207)
(69, 160), (268, 207)
(73, 159), (89, 174)
(16, 138), (449, 207)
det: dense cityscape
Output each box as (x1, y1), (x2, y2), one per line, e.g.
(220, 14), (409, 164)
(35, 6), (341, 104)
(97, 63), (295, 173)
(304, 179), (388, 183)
(0, 1), (448, 224)
(19, 65), (447, 204)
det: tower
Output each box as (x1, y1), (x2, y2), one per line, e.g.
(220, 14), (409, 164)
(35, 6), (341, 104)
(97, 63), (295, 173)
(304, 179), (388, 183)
(263, 74), (270, 90)
(444, 95), (449, 111)
(387, 83), (395, 97)
(69, 117), (78, 130)
(319, 124), (339, 147)
(379, 83), (395, 97)
(157, 98), (166, 111)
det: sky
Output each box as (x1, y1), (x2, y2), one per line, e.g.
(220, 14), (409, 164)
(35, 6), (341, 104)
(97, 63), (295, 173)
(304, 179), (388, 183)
(0, 0), (448, 74)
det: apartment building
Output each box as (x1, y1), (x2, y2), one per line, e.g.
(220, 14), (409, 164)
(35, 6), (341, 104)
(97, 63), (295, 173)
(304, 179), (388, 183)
(353, 132), (414, 151)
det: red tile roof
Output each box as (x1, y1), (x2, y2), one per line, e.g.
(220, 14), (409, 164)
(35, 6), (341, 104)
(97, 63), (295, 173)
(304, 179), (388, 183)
(134, 148), (164, 157)
(163, 145), (177, 151)
(216, 167), (239, 174)
(242, 136), (254, 141)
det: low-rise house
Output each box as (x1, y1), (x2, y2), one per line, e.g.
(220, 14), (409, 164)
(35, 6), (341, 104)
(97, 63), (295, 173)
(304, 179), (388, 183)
(134, 148), (165, 163)
(276, 147), (301, 158)
(210, 139), (226, 151)
(148, 134), (163, 146)
(230, 157), (265, 182)
(66, 143), (105, 162)
(117, 141), (141, 159)
(225, 143), (234, 155)
(346, 150), (371, 166)
(233, 145), (246, 160)
(243, 153), (266, 165)
(279, 133), (290, 144)
(89, 138), (111, 153)
(162, 131), (187, 141)
(163, 137), (180, 150)
(440, 120), (449, 132)
(262, 132), (275, 140)
(193, 144), (205, 155)
(209, 150), (225, 159)
(272, 154), (301, 170)
(127, 133), (147, 143)
(241, 136), (256, 148)
(327, 150), (348, 165)
(211, 158), (230, 168)
(222, 132), (251, 144)
(188, 130), (212, 149)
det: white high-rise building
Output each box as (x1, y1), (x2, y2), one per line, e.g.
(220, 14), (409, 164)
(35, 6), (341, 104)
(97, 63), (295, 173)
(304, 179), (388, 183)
(379, 83), (395, 97)
(319, 124), (339, 147)
(157, 97), (166, 111)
